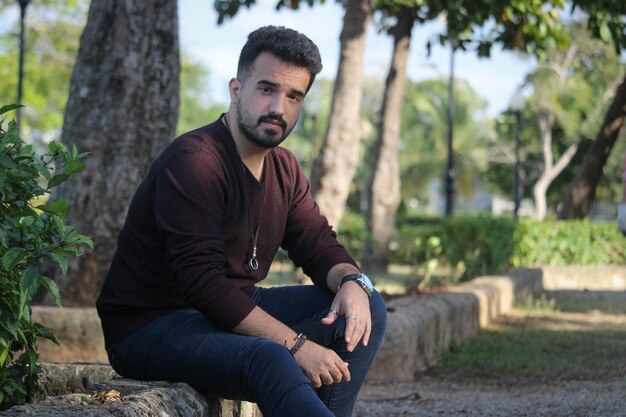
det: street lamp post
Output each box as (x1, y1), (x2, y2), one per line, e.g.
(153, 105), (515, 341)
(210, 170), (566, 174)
(444, 40), (456, 217)
(16, 0), (31, 137)
(510, 89), (526, 221)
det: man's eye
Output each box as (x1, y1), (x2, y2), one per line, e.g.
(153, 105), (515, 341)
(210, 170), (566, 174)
(259, 86), (272, 94)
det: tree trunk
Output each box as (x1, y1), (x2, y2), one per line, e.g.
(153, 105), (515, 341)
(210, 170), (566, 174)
(50, 0), (179, 306)
(559, 73), (626, 219)
(363, 7), (414, 275)
(310, 0), (373, 229)
(533, 113), (578, 220)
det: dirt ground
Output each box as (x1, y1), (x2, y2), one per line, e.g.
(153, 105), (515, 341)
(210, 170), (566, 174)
(355, 374), (626, 416)
(355, 302), (626, 417)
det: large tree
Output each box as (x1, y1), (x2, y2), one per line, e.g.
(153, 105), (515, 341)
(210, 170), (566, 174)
(525, 24), (623, 219)
(558, 2), (626, 218)
(559, 74), (626, 218)
(50, 0), (180, 306)
(363, 5), (415, 274)
(363, 0), (569, 273)
(309, 0), (374, 228)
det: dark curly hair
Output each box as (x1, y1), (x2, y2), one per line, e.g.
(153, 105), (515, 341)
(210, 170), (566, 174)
(237, 25), (323, 93)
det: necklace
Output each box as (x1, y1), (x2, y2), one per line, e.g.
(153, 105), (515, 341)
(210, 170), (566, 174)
(243, 165), (265, 271)
(223, 114), (265, 272)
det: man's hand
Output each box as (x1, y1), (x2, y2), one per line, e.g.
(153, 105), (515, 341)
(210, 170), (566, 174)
(294, 340), (351, 388)
(321, 281), (372, 352)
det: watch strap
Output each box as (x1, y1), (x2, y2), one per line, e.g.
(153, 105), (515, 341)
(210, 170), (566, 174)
(338, 273), (372, 297)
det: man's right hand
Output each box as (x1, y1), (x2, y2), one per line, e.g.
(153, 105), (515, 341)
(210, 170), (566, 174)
(294, 340), (351, 388)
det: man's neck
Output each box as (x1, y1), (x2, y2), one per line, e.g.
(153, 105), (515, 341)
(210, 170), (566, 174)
(223, 113), (267, 181)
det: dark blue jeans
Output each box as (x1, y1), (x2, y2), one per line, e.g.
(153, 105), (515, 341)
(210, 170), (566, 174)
(106, 285), (387, 417)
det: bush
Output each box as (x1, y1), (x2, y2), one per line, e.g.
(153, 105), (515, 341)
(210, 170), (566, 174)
(512, 218), (626, 267)
(337, 212), (626, 285)
(392, 215), (516, 282)
(0, 105), (92, 408)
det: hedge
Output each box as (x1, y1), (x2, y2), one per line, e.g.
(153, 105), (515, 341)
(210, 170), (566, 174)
(337, 212), (626, 283)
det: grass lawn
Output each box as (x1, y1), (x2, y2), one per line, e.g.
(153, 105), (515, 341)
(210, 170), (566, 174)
(434, 302), (626, 380)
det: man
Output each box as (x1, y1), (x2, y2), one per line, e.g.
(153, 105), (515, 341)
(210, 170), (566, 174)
(96, 25), (386, 417)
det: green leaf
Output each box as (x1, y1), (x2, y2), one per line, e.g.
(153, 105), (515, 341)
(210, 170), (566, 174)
(70, 234), (94, 249)
(37, 200), (68, 217)
(0, 105), (23, 117)
(34, 323), (58, 344)
(2, 248), (26, 270)
(20, 268), (39, 300)
(47, 173), (69, 189)
(63, 160), (86, 176)
(46, 252), (69, 275)
(599, 21), (613, 43)
(0, 342), (9, 366)
(40, 276), (62, 307)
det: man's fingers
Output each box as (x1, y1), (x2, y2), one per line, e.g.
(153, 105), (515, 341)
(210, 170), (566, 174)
(321, 307), (339, 325)
(363, 320), (372, 347)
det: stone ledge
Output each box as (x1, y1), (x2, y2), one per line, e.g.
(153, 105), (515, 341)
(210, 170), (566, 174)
(1, 363), (261, 417)
(367, 270), (543, 381)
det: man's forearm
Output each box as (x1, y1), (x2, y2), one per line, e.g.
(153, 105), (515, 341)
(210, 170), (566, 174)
(232, 306), (299, 347)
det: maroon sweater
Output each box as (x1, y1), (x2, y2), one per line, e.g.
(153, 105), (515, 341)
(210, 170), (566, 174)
(96, 118), (357, 348)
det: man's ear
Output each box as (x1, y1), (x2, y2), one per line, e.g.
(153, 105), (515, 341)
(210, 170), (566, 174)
(228, 78), (241, 103)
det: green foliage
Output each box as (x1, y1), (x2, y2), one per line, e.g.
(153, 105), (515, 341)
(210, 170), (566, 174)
(337, 209), (367, 262)
(400, 78), (494, 203)
(0, 1), (87, 148)
(512, 219), (626, 267)
(334, 213), (626, 284)
(393, 215), (516, 282)
(0, 105), (92, 408)
(176, 52), (227, 136)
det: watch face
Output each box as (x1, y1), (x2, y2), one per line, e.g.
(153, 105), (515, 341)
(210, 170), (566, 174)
(358, 274), (374, 291)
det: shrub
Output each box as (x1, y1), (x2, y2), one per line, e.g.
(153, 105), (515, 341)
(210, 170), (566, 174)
(512, 218), (626, 267)
(381, 214), (625, 284)
(0, 104), (92, 408)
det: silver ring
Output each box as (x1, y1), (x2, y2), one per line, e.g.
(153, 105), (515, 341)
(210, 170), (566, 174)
(329, 309), (338, 315)
(347, 314), (356, 321)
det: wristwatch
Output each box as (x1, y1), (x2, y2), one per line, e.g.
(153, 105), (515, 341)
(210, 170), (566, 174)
(338, 273), (373, 297)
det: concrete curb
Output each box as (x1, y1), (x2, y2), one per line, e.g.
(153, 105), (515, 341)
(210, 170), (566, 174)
(7, 266), (624, 416)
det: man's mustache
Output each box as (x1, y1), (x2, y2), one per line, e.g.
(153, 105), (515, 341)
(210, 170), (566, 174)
(258, 114), (287, 130)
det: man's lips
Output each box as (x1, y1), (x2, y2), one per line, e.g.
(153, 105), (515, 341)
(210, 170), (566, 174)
(259, 116), (286, 129)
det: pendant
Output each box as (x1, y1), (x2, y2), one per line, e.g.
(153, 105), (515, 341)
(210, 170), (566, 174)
(248, 246), (259, 270)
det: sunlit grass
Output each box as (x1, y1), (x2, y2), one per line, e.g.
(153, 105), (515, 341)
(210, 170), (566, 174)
(436, 308), (626, 380)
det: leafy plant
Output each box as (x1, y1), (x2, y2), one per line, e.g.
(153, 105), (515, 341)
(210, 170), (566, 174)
(0, 104), (92, 408)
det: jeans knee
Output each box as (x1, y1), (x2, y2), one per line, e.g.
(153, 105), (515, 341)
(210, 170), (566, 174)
(369, 291), (388, 342)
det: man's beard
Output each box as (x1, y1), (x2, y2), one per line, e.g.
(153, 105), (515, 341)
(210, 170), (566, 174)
(236, 103), (296, 149)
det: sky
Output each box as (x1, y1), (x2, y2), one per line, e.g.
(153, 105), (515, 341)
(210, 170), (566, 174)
(178, 0), (537, 117)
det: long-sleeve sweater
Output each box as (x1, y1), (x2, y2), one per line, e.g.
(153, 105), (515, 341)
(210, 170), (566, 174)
(96, 118), (357, 348)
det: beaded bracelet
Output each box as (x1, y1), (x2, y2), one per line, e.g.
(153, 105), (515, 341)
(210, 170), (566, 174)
(287, 333), (307, 356)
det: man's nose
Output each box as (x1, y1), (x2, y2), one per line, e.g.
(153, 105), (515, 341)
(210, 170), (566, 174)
(269, 95), (287, 115)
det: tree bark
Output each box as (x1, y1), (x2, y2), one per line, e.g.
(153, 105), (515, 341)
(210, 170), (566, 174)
(363, 7), (414, 274)
(310, 0), (373, 229)
(533, 113), (579, 220)
(559, 73), (626, 219)
(50, 0), (179, 306)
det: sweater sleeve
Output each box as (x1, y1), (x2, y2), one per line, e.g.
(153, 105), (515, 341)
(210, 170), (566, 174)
(279, 151), (359, 289)
(154, 147), (256, 329)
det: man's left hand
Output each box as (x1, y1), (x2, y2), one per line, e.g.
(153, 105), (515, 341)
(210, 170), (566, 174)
(321, 282), (371, 352)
